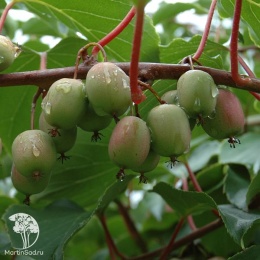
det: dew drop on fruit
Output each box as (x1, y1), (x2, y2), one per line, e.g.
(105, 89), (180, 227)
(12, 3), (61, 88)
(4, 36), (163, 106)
(193, 98), (201, 111)
(0, 56), (4, 64)
(103, 66), (112, 84)
(113, 70), (118, 76)
(32, 145), (40, 157)
(211, 85), (219, 98)
(44, 102), (52, 114)
(122, 78), (129, 89)
(91, 75), (95, 79)
(56, 82), (72, 93)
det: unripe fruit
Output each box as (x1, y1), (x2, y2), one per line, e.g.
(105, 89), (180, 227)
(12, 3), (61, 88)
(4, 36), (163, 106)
(177, 70), (219, 118)
(161, 90), (179, 104)
(108, 116), (151, 175)
(41, 78), (86, 129)
(131, 149), (160, 183)
(85, 62), (131, 117)
(131, 149), (160, 174)
(146, 104), (191, 161)
(0, 35), (20, 71)
(12, 130), (57, 178)
(39, 112), (77, 154)
(161, 90), (196, 130)
(11, 164), (50, 196)
(77, 102), (112, 141)
(202, 89), (245, 144)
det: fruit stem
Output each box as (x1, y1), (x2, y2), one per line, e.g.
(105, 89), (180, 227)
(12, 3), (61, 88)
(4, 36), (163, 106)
(182, 178), (197, 231)
(74, 42), (107, 79)
(92, 6), (136, 57)
(183, 161), (202, 192)
(192, 0), (217, 61)
(139, 80), (165, 104)
(159, 218), (185, 260)
(0, 1), (15, 34)
(129, 1), (147, 104)
(237, 54), (260, 100)
(230, 0), (251, 87)
(98, 213), (126, 259)
(115, 199), (148, 253)
(31, 52), (46, 130)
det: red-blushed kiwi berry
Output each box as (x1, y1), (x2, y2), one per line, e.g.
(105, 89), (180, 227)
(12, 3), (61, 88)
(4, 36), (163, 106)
(39, 112), (77, 162)
(177, 70), (219, 120)
(161, 90), (196, 130)
(11, 164), (50, 196)
(77, 102), (112, 142)
(12, 130), (57, 178)
(85, 62), (131, 119)
(0, 35), (20, 71)
(41, 78), (86, 129)
(146, 104), (191, 165)
(130, 149), (160, 183)
(108, 116), (151, 180)
(202, 88), (245, 147)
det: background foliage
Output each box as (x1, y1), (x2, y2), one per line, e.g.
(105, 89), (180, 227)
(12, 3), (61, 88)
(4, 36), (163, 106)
(1, 0), (260, 259)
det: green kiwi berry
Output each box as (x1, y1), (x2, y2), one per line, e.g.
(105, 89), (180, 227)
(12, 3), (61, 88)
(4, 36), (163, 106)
(0, 35), (20, 71)
(146, 104), (191, 162)
(202, 88), (245, 145)
(39, 112), (77, 154)
(85, 62), (132, 118)
(12, 130), (57, 178)
(108, 116), (151, 178)
(177, 70), (219, 119)
(41, 78), (86, 129)
(11, 164), (50, 196)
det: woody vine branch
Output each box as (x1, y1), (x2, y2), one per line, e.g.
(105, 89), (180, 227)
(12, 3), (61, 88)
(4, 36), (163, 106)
(0, 63), (260, 94)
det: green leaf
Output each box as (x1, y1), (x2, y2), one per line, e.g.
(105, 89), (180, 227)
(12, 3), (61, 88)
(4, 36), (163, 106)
(246, 172), (260, 209)
(2, 200), (94, 259)
(223, 165), (250, 211)
(159, 35), (228, 68)
(152, 2), (205, 25)
(151, 182), (217, 217)
(218, 204), (260, 248)
(218, 0), (260, 47)
(96, 174), (136, 213)
(219, 132), (260, 174)
(22, 0), (160, 62)
(228, 245), (260, 259)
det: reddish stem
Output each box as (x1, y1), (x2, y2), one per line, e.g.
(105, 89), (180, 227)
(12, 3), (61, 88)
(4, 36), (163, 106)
(129, 1), (147, 104)
(230, 0), (251, 87)
(0, 1), (15, 34)
(159, 218), (185, 260)
(182, 178), (197, 231)
(184, 161), (203, 192)
(98, 213), (126, 259)
(237, 55), (260, 100)
(115, 200), (147, 253)
(92, 7), (136, 56)
(192, 0), (217, 60)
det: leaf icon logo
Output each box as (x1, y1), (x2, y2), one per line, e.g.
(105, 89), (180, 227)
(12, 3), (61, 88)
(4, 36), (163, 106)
(9, 213), (39, 249)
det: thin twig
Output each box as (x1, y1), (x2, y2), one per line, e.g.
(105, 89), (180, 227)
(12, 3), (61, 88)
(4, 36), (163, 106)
(192, 0), (217, 60)
(230, 0), (251, 86)
(0, 1), (15, 33)
(92, 7), (136, 56)
(159, 218), (185, 260)
(115, 200), (148, 253)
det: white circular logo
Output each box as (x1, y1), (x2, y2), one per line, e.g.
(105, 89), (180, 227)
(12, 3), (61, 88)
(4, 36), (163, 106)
(8, 213), (40, 249)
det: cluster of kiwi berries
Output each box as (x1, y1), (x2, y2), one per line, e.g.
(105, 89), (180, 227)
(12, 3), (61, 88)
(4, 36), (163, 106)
(10, 61), (245, 200)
